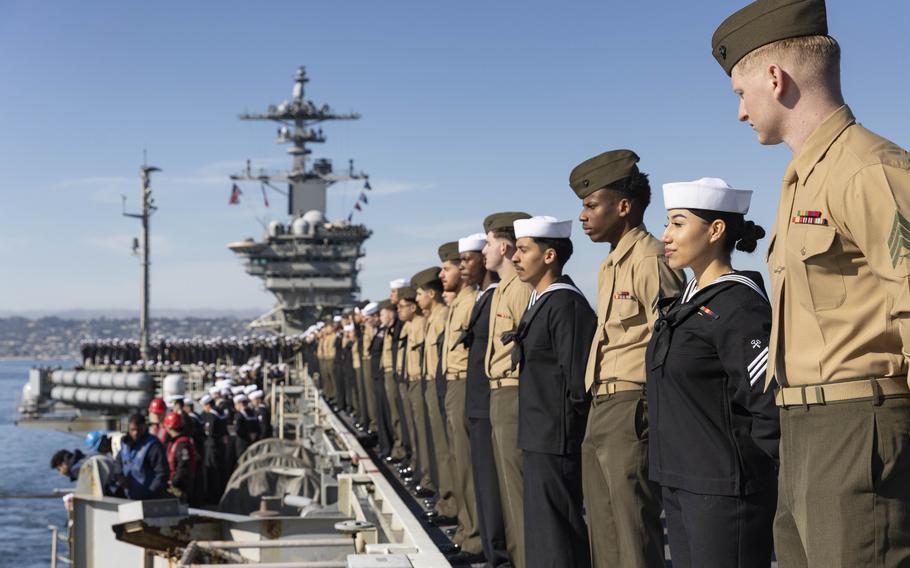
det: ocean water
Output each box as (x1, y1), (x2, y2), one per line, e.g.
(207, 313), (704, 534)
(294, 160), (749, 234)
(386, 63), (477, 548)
(0, 359), (78, 568)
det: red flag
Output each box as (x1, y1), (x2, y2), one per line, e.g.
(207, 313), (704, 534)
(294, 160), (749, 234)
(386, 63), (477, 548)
(229, 184), (242, 205)
(261, 184), (270, 208)
(354, 202), (362, 211)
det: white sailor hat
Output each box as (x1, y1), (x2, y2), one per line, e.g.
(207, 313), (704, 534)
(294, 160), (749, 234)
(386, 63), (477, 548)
(389, 278), (408, 289)
(362, 301), (379, 316)
(333, 315), (343, 323)
(662, 177), (752, 214)
(221, 387), (232, 397)
(316, 322), (326, 329)
(183, 397), (194, 406)
(235, 394), (249, 403)
(244, 384), (258, 394)
(458, 233), (487, 253)
(514, 216), (572, 239)
(215, 371), (226, 378)
(249, 390), (264, 400)
(231, 386), (244, 395)
(200, 394), (213, 406)
(165, 394), (182, 403)
(209, 386), (221, 396)
(343, 323), (355, 332)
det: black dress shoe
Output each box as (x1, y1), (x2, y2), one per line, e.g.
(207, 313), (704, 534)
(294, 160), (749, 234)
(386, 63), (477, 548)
(444, 527), (456, 536)
(384, 456), (402, 464)
(438, 543), (460, 555)
(429, 515), (458, 526)
(421, 510), (439, 520)
(447, 551), (486, 565)
(414, 486), (435, 498)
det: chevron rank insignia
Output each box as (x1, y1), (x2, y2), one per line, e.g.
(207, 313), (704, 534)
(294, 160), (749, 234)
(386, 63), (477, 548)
(888, 210), (910, 269)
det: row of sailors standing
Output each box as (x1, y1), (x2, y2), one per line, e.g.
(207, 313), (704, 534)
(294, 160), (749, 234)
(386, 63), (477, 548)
(295, 151), (782, 567)
(80, 336), (302, 368)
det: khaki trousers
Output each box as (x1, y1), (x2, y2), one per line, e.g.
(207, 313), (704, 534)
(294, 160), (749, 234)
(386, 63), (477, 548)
(490, 385), (524, 568)
(774, 397), (910, 568)
(405, 380), (435, 492)
(445, 379), (483, 554)
(384, 371), (407, 460)
(426, 378), (458, 518)
(321, 358), (336, 400)
(361, 363), (378, 432)
(581, 391), (664, 568)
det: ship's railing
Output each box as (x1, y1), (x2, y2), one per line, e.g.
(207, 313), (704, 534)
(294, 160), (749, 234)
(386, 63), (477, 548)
(48, 524), (72, 567)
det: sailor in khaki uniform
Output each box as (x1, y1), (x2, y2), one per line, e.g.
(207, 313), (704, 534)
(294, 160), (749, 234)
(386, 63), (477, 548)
(571, 150), (685, 568)
(441, 240), (484, 562)
(483, 211), (533, 568)
(713, 0), (910, 564)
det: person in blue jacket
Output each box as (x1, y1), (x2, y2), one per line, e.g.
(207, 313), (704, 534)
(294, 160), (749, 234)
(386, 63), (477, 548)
(111, 413), (169, 500)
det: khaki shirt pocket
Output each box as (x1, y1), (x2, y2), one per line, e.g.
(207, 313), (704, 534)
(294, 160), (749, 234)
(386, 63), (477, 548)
(617, 299), (641, 330)
(787, 225), (846, 311)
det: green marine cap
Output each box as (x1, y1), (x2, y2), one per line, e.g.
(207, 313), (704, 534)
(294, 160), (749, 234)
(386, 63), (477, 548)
(378, 299), (394, 311)
(397, 286), (418, 302)
(569, 150), (640, 199)
(411, 267), (442, 289)
(438, 241), (460, 263)
(712, 0), (828, 76)
(483, 212), (531, 234)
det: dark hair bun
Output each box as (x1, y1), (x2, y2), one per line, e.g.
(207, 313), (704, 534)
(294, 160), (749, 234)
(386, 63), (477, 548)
(735, 220), (766, 253)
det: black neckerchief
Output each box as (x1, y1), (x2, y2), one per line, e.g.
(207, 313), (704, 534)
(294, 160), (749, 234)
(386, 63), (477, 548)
(648, 281), (741, 371)
(455, 287), (496, 350)
(504, 277), (584, 371)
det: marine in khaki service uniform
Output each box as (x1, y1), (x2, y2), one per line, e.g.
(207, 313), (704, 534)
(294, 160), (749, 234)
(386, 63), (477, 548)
(440, 240), (484, 560)
(571, 150), (685, 568)
(380, 302), (409, 462)
(413, 266), (455, 507)
(397, 286), (433, 494)
(483, 211), (532, 568)
(713, 0), (910, 564)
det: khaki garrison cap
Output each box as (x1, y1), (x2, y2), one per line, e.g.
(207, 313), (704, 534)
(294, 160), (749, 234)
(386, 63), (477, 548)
(438, 241), (460, 263)
(397, 286), (418, 302)
(569, 149), (640, 199)
(411, 267), (442, 289)
(483, 212), (531, 234)
(712, 0), (828, 76)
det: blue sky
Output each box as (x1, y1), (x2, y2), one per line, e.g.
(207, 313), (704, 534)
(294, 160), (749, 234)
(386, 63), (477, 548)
(1, 1), (908, 313)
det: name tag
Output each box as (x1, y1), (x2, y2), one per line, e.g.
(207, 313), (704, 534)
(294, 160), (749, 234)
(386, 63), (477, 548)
(613, 291), (636, 301)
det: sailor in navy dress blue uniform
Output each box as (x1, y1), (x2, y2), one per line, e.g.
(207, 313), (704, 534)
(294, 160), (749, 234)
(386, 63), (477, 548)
(509, 215), (596, 568)
(646, 178), (779, 568)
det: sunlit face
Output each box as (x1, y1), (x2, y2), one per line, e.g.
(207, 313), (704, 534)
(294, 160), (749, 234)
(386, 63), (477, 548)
(390, 288), (400, 304)
(416, 287), (435, 310)
(731, 63), (783, 146)
(662, 209), (714, 270)
(483, 231), (504, 271)
(459, 251), (485, 286)
(398, 300), (417, 322)
(512, 237), (551, 285)
(379, 308), (394, 327)
(441, 261), (461, 292)
(579, 188), (627, 243)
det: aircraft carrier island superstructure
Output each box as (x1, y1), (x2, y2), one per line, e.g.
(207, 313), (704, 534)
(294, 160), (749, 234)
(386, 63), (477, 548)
(228, 66), (372, 334)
